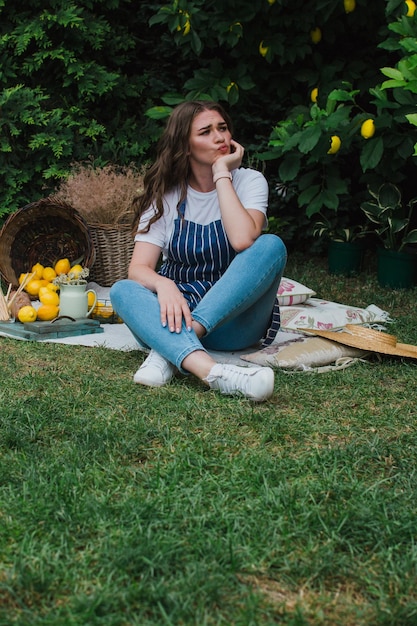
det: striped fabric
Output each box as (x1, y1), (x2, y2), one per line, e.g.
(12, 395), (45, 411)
(159, 199), (280, 344)
(159, 200), (236, 310)
(261, 299), (281, 347)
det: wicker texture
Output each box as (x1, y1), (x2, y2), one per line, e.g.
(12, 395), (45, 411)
(88, 222), (134, 287)
(0, 198), (95, 287)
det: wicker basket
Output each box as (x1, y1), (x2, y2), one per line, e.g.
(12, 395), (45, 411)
(0, 198), (95, 287)
(88, 222), (134, 287)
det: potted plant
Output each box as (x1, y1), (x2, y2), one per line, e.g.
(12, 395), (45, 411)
(313, 210), (367, 276)
(360, 182), (417, 288)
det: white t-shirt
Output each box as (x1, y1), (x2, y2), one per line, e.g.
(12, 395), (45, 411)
(134, 167), (269, 259)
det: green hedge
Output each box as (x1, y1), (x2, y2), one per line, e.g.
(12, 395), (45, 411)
(1, 0), (413, 248)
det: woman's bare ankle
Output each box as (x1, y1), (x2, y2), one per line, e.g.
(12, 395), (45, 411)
(191, 319), (206, 338)
(181, 350), (216, 382)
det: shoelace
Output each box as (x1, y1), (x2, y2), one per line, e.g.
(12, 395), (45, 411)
(208, 365), (258, 394)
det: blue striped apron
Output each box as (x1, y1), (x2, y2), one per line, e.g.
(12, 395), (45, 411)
(158, 200), (280, 346)
(158, 200), (236, 310)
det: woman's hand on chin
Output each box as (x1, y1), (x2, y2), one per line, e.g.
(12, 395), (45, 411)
(212, 139), (244, 175)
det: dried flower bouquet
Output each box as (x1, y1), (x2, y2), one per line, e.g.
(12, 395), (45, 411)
(53, 162), (146, 225)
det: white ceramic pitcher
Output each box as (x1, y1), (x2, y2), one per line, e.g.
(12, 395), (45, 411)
(59, 283), (97, 319)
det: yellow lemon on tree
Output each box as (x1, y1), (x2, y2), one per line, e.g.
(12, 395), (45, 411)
(361, 118), (376, 139)
(310, 87), (318, 103)
(18, 305), (37, 323)
(54, 258), (71, 275)
(327, 135), (341, 154)
(36, 304), (59, 321)
(42, 266), (57, 281)
(31, 262), (44, 280)
(259, 41), (269, 57)
(310, 27), (322, 44)
(39, 289), (60, 307)
(24, 279), (44, 297)
(182, 19), (191, 35)
(406, 0), (416, 16)
(69, 264), (83, 278)
(344, 0), (356, 13)
(268, 0), (276, 4)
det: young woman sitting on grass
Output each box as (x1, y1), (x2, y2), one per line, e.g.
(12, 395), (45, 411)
(110, 100), (287, 401)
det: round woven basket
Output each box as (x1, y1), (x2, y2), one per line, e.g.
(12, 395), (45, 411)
(0, 198), (95, 287)
(88, 222), (135, 287)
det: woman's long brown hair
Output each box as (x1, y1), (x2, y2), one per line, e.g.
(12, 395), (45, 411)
(132, 100), (233, 233)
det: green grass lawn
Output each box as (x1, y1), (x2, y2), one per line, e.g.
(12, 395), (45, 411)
(1, 252), (417, 625)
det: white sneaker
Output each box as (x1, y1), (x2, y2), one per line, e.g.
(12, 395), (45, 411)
(133, 350), (175, 387)
(204, 363), (274, 402)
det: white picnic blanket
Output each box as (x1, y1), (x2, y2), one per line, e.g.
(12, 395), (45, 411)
(0, 282), (392, 368)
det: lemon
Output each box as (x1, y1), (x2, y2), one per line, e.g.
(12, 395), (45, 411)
(18, 305), (37, 323)
(87, 291), (96, 307)
(31, 262), (44, 280)
(19, 272), (30, 285)
(69, 264), (83, 278)
(406, 0), (416, 16)
(310, 87), (318, 103)
(39, 290), (60, 307)
(344, 0), (356, 13)
(327, 135), (341, 154)
(38, 286), (51, 299)
(46, 282), (60, 293)
(259, 41), (269, 57)
(93, 302), (113, 318)
(361, 118), (376, 139)
(24, 279), (44, 297)
(54, 258), (71, 275)
(36, 304), (59, 321)
(310, 27), (322, 44)
(268, 0), (276, 4)
(42, 266), (57, 281)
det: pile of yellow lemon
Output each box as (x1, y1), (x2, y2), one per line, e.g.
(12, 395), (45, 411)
(17, 258), (90, 323)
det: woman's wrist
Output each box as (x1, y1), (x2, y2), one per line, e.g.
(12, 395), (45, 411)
(213, 170), (232, 184)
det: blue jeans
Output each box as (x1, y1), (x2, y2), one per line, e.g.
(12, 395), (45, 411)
(110, 234), (287, 372)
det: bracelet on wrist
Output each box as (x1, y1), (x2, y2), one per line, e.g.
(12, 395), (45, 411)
(213, 171), (232, 184)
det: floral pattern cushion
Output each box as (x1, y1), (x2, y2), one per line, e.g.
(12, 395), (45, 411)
(279, 299), (391, 332)
(277, 278), (316, 306)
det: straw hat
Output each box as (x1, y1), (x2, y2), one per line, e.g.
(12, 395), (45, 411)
(301, 324), (417, 359)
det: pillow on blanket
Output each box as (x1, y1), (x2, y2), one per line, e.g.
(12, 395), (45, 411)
(280, 299), (390, 333)
(277, 278), (316, 306)
(241, 335), (368, 370)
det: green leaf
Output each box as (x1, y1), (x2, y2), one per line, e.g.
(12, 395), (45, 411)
(381, 79), (407, 90)
(380, 67), (405, 80)
(321, 189), (339, 210)
(145, 106), (172, 120)
(403, 229), (417, 245)
(298, 126), (321, 153)
(298, 184), (320, 207)
(278, 154), (301, 181)
(406, 113), (417, 126)
(360, 137), (384, 172)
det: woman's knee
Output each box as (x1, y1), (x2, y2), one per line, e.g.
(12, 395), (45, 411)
(249, 234), (287, 268)
(110, 279), (129, 302)
(110, 279), (143, 310)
